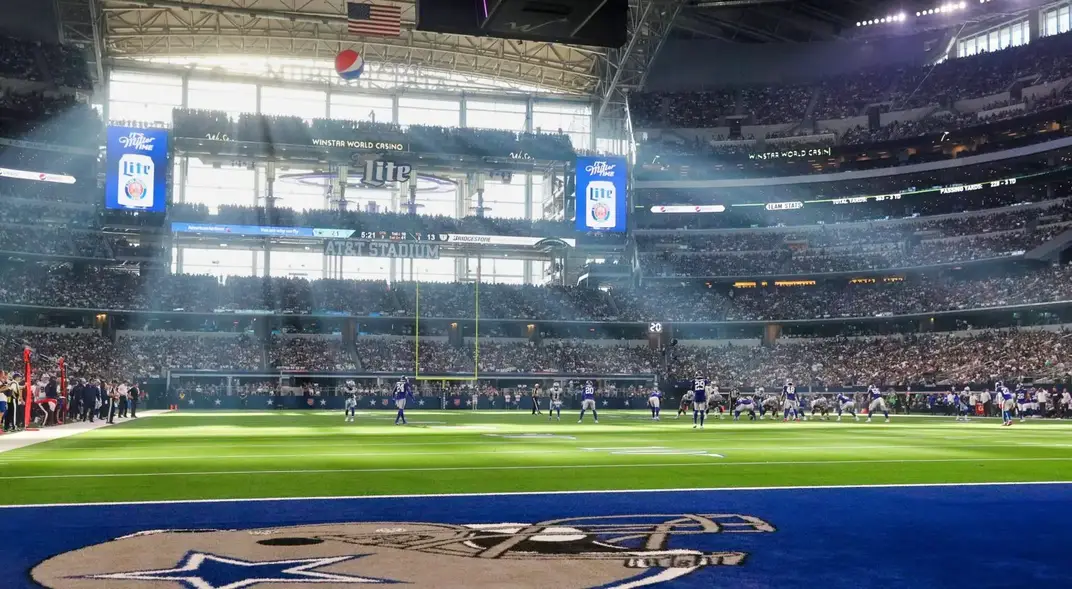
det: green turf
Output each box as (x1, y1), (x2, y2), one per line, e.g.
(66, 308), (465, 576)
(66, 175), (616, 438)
(2, 410), (1072, 506)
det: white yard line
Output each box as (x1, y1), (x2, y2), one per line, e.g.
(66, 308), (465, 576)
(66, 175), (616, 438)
(3, 480), (1071, 510)
(0, 411), (169, 455)
(3, 456), (1072, 482)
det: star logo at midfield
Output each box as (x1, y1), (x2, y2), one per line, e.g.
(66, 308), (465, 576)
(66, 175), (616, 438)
(86, 551), (397, 588)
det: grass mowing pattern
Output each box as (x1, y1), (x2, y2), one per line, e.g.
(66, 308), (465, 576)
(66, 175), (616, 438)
(2, 410), (1072, 506)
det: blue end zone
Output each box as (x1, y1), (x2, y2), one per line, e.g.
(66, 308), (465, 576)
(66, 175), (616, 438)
(7, 483), (1071, 588)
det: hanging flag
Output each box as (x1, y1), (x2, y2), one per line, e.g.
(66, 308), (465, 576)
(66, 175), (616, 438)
(347, 2), (402, 37)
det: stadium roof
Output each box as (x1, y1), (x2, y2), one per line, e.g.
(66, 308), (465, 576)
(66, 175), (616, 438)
(675, 0), (858, 43)
(99, 0), (603, 96)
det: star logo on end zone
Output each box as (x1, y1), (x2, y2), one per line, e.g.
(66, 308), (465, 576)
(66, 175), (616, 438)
(32, 515), (775, 588)
(118, 132), (156, 151)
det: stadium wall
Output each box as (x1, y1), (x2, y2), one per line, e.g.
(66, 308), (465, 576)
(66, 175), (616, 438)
(644, 32), (943, 90)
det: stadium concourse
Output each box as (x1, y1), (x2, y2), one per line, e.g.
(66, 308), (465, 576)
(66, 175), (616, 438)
(5, 4), (1072, 586)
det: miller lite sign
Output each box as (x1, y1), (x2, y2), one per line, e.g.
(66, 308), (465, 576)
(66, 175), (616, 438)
(575, 156), (627, 233)
(362, 160), (413, 188)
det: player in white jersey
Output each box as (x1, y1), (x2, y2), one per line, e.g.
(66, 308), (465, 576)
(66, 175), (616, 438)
(548, 382), (563, 421)
(706, 383), (724, 419)
(578, 380), (598, 423)
(866, 385), (889, 423)
(810, 395), (830, 420)
(344, 392), (358, 422)
(760, 394), (779, 420)
(677, 390), (694, 418)
(955, 387), (972, 422)
(835, 392), (858, 421)
(1062, 389), (1072, 419)
(648, 387), (662, 420)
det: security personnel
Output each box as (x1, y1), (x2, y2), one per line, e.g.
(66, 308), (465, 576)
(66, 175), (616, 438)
(128, 383), (140, 418)
(81, 379), (101, 423)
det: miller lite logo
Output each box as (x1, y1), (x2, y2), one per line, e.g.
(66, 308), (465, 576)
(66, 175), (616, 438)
(118, 132), (156, 152)
(584, 161), (616, 177)
(363, 160), (413, 188)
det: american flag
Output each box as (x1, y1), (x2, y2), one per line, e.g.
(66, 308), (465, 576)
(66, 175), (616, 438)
(347, 2), (402, 37)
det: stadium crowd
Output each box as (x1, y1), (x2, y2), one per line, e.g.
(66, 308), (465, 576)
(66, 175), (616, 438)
(632, 30), (1072, 129)
(2, 260), (1071, 322)
(2, 327), (1067, 389)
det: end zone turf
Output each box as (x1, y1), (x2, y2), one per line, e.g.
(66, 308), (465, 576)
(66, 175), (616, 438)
(9, 483), (1072, 588)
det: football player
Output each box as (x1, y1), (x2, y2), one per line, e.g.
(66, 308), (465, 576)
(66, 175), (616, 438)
(578, 380), (598, 424)
(760, 393), (779, 420)
(548, 381), (563, 421)
(998, 382), (1015, 426)
(706, 382), (724, 420)
(648, 386), (662, 420)
(810, 395), (830, 420)
(782, 380), (799, 422)
(955, 387), (972, 422)
(344, 390), (358, 423)
(835, 392), (858, 422)
(394, 376), (414, 425)
(733, 393), (756, 421)
(691, 374), (708, 429)
(677, 388), (694, 418)
(865, 385), (889, 423)
(1015, 384), (1028, 422)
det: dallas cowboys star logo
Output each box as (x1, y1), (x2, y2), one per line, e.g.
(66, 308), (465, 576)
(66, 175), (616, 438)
(214, 399), (222, 406)
(602, 400), (609, 406)
(188, 399), (195, 406)
(267, 399), (273, 406)
(86, 551), (396, 588)
(320, 399), (327, 406)
(418, 399), (425, 406)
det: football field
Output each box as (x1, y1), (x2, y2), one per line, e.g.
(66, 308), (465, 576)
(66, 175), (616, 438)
(5, 410), (1072, 588)
(3, 409), (1072, 505)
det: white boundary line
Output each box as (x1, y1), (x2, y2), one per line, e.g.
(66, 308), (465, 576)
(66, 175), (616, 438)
(3, 456), (1072, 482)
(0, 480), (1069, 510)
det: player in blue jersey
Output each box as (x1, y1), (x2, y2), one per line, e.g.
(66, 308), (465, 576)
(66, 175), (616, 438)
(691, 375), (708, 429)
(648, 386), (662, 420)
(733, 393), (756, 421)
(866, 385), (889, 423)
(578, 380), (598, 423)
(835, 392), (858, 422)
(1015, 385), (1029, 422)
(548, 381), (563, 421)
(782, 380), (799, 422)
(393, 376), (414, 425)
(998, 382), (1015, 426)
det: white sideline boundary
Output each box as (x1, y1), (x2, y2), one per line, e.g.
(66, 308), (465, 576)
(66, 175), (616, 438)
(3, 456), (1072, 483)
(0, 410), (170, 455)
(0, 480), (1069, 510)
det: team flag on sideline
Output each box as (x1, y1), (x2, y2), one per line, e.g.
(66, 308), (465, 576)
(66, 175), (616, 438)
(347, 2), (402, 37)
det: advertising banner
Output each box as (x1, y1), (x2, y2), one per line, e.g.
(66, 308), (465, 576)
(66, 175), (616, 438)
(105, 126), (170, 213)
(575, 156), (627, 233)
